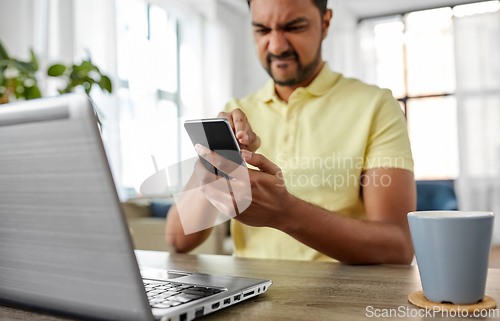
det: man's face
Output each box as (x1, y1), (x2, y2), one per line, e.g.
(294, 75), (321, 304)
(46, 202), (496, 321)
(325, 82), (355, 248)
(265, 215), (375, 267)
(251, 0), (328, 87)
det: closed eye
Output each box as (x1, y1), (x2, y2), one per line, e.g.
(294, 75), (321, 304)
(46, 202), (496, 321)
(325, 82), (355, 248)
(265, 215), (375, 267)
(286, 25), (307, 32)
(255, 28), (271, 35)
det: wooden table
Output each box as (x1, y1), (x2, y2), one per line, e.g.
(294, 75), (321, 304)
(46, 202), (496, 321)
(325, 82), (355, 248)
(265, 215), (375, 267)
(1, 250), (499, 320)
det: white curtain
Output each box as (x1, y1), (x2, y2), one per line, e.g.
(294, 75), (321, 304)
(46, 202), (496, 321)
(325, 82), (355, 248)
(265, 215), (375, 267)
(357, 17), (379, 86)
(324, 0), (362, 79)
(0, 0), (124, 197)
(454, 11), (500, 245)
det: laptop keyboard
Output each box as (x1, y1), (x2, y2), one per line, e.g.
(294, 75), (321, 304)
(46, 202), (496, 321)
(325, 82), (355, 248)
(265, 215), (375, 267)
(143, 279), (224, 309)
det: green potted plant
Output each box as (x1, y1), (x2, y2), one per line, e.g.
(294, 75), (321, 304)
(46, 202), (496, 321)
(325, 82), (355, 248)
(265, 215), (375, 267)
(47, 58), (113, 127)
(47, 58), (112, 95)
(0, 39), (113, 108)
(0, 39), (113, 130)
(0, 41), (41, 104)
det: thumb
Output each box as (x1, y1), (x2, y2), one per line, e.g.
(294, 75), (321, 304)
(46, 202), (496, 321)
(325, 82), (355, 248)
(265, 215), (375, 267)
(241, 150), (281, 175)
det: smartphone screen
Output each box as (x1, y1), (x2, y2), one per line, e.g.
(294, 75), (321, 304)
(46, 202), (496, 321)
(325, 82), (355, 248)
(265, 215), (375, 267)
(184, 118), (245, 179)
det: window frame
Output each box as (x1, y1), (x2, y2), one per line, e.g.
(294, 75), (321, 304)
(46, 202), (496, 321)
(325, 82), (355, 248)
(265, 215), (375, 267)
(358, 5), (469, 180)
(358, 1), (500, 114)
(117, 2), (184, 195)
(359, 10), (458, 116)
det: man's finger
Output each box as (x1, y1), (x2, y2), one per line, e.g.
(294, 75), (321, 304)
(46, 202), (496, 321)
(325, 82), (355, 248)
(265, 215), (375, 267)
(201, 183), (237, 218)
(218, 111), (235, 132)
(231, 109), (260, 150)
(195, 144), (248, 181)
(232, 108), (248, 143)
(246, 132), (261, 152)
(241, 150), (281, 176)
(200, 179), (233, 204)
(195, 159), (240, 196)
(194, 158), (218, 185)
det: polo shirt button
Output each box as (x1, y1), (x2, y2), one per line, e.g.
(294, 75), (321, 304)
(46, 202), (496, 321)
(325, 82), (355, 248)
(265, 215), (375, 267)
(284, 135), (290, 143)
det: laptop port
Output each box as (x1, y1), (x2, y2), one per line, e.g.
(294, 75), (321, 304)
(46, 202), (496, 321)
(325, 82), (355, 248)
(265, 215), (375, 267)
(212, 302), (220, 309)
(179, 313), (187, 321)
(195, 307), (204, 318)
(243, 290), (254, 298)
(234, 294), (241, 301)
(223, 298), (231, 305)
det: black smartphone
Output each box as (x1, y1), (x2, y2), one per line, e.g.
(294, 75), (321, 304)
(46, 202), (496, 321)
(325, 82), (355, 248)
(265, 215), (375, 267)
(184, 118), (245, 179)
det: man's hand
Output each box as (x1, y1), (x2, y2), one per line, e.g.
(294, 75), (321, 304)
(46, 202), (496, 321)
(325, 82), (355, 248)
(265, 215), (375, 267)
(194, 144), (290, 228)
(194, 144), (415, 264)
(218, 108), (261, 152)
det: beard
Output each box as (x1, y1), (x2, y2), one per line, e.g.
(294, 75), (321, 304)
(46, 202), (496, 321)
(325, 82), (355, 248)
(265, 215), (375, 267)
(264, 44), (322, 87)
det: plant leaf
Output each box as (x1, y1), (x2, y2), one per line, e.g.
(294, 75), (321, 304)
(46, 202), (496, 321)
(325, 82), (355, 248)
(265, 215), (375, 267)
(80, 60), (96, 73)
(0, 64), (7, 82)
(30, 50), (39, 71)
(47, 64), (66, 77)
(98, 75), (112, 93)
(26, 85), (41, 100)
(13, 60), (35, 72)
(69, 68), (85, 81)
(70, 79), (80, 88)
(85, 82), (92, 94)
(0, 41), (9, 60)
(63, 84), (73, 94)
(83, 76), (95, 85)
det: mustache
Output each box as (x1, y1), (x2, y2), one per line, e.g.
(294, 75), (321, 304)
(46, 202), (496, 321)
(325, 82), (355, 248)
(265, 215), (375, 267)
(266, 51), (299, 63)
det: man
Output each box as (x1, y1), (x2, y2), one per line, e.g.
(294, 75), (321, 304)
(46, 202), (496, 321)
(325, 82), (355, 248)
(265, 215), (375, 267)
(165, 0), (416, 264)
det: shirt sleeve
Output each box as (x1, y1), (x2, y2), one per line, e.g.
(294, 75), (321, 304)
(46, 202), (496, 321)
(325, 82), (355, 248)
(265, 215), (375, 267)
(362, 89), (414, 173)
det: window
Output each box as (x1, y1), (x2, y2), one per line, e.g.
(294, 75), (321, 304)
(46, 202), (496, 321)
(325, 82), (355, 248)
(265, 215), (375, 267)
(116, 0), (203, 198)
(359, 1), (500, 180)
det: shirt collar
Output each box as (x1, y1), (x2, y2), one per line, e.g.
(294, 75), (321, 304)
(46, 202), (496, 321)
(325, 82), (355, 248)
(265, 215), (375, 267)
(255, 79), (276, 103)
(255, 63), (341, 103)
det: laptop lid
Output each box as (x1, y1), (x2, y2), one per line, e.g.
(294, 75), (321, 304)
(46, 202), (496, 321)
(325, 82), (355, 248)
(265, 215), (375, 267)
(0, 94), (153, 321)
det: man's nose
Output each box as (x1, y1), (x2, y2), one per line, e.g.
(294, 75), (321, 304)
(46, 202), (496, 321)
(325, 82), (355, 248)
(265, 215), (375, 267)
(268, 31), (290, 56)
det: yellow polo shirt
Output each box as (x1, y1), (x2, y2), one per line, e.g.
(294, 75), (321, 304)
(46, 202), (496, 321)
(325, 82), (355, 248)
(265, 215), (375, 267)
(224, 63), (413, 261)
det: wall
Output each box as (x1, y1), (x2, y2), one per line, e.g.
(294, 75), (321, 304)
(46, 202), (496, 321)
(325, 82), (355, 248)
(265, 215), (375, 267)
(0, 0), (124, 198)
(324, 0), (361, 79)
(218, 1), (268, 99)
(209, 0), (268, 103)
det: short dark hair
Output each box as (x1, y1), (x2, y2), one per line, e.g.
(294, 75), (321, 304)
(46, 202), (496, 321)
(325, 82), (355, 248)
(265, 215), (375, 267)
(246, 0), (328, 16)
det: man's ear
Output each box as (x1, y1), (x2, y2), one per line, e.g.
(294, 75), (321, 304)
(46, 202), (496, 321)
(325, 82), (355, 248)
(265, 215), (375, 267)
(322, 9), (333, 40)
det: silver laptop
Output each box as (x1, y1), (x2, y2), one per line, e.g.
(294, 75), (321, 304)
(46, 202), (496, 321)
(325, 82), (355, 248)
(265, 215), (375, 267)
(0, 94), (272, 321)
